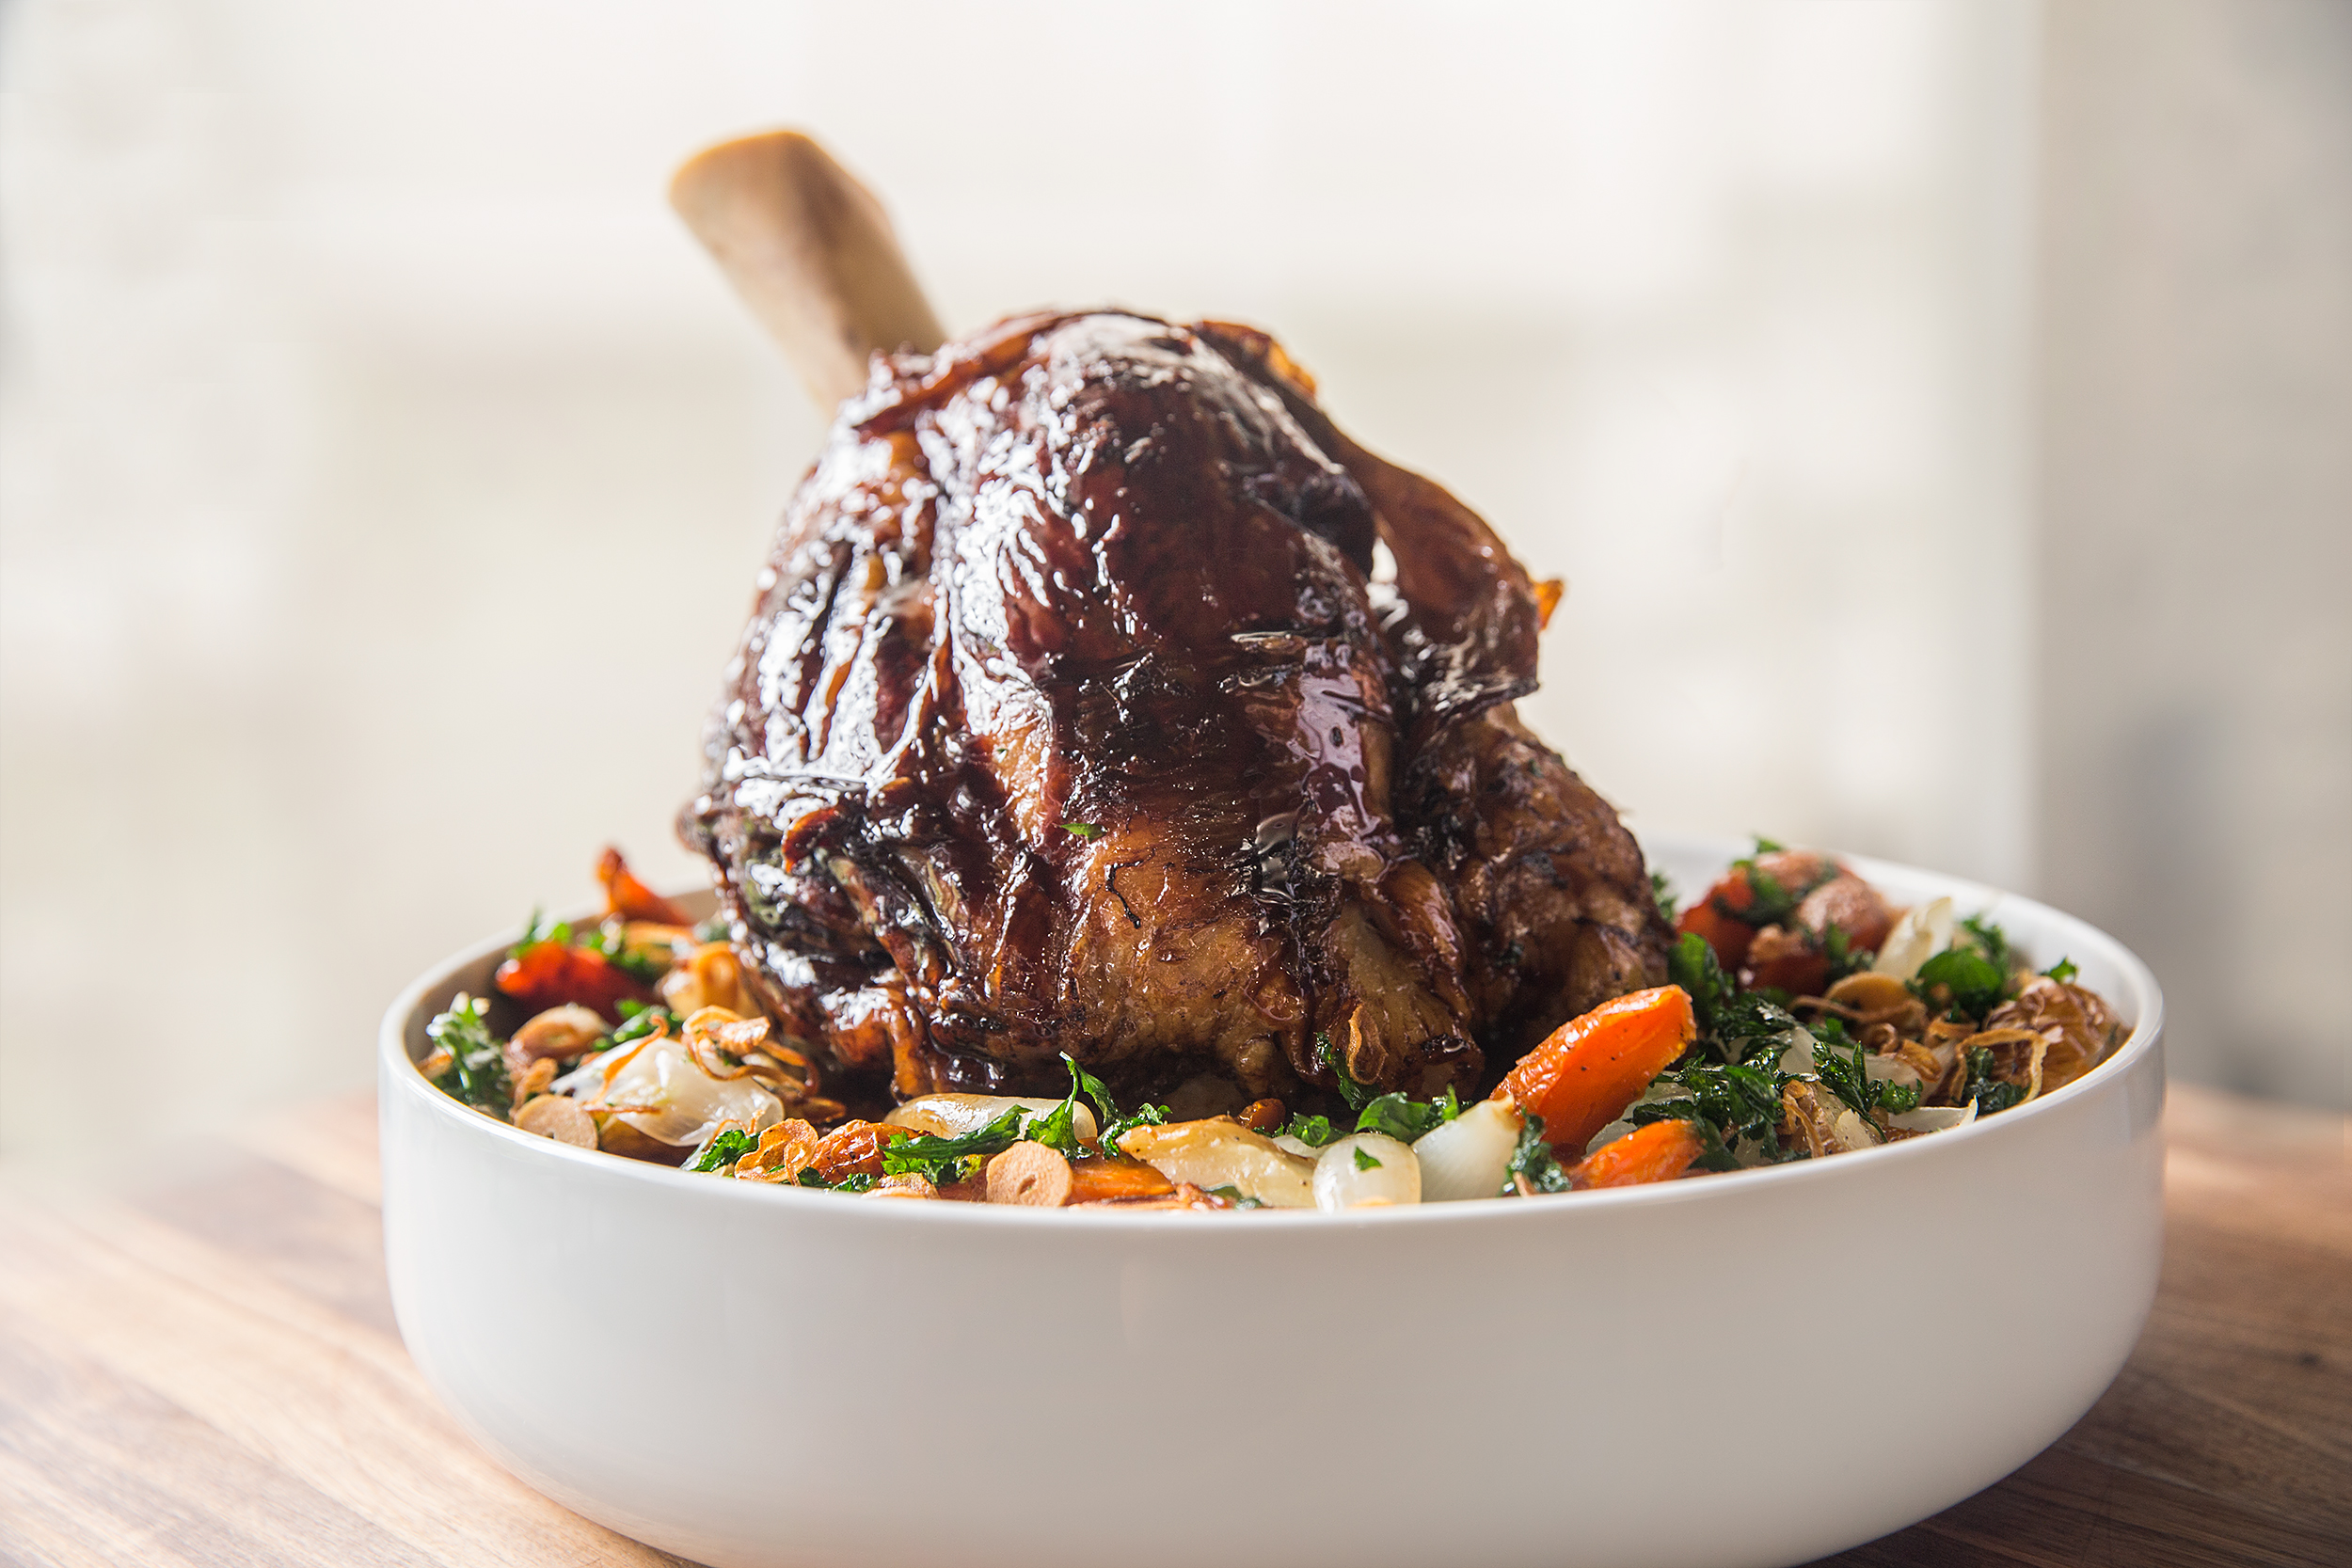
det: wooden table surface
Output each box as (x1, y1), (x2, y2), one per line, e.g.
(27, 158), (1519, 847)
(1, 1085), (2344, 1568)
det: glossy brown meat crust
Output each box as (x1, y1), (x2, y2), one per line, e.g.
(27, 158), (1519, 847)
(682, 311), (1669, 1112)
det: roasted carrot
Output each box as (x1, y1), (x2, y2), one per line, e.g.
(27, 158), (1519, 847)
(597, 846), (694, 927)
(1067, 1155), (1177, 1204)
(493, 942), (651, 1022)
(1573, 1120), (1704, 1188)
(1496, 985), (1697, 1151)
(1677, 885), (1757, 971)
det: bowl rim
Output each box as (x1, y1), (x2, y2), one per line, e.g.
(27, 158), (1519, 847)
(380, 834), (2165, 1229)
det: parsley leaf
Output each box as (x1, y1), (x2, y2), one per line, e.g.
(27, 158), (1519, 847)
(1062, 822), (1103, 840)
(423, 993), (512, 1118)
(1650, 869), (1678, 927)
(1279, 1113), (1341, 1148)
(1822, 924), (1872, 985)
(1915, 946), (2007, 1020)
(1669, 931), (1736, 1031)
(1960, 915), (2013, 976)
(1811, 1018), (1921, 1120)
(1353, 1146), (1383, 1171)
(1022, 1056), (1092, 1159)
(690, 1126), (758, 1174)
(879, 1105), (1027, 1181)
(1097, 1101), (1168, 1154)
(1502, 1112), (1574, 1195)
(2042, 957), (2079, 985)
(1317, 1031), (1374, 1113)
(605, 1004), (676, 1049)
(581, 921), (667, 983)
(1354, 1087), (1456, 1145)
(1066, 1059), (1168, 1154)
(1810, 1020), (1878, 1120)
(805, 1170), (876, 1193)
(1962, 1046), (2025, 1117)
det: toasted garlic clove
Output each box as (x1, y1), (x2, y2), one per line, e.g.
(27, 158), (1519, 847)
(1873, 896), (1954, 982)
(1412, 1098), (1524, 1201)
(1886, 1101), (1979, 1135)
(511, 1004), (610, 1063)
(515, 1094), (597, 1148)
(509, 1056), (558, 1109)
(867, 1172), (939, 1199)
(1311, 1133), (1420, 1211)
(886, 1093), (1098, 1145)
(1829, 1108), (1880, 1151)
(1117, 1120), (1315, 1208)
(985, 1142), (1074, 1206)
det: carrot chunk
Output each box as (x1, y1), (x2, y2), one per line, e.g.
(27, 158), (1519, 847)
(1677, 882), (1757, 971)
(597, 846), (693, 927)
(1573, 1120), (1704, 1188)
(493, 942), (650, 1022)
(1496, 985), (1697, 1151)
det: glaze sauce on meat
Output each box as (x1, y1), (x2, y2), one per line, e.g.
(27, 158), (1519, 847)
(682, 311), (1670, 1114)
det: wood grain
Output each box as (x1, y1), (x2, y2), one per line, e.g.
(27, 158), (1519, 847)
(0, 1085), (2343, 1568)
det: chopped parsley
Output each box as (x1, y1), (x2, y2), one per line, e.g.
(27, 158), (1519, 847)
(1205, 1184), (1263, 1210)
(1062, 1056), (1171, 1153)
(423, 994), (511, 1119)
(796, 1167), (876, 1193)
(1822, 924), (1872, 985)
(1279, 1113), (1341, 1148)
(1097, 1101), (1169, 1153)
(878, 1105), (1028, 1182)
(1650, 869), (1678, 927)
(1023, 1057), (1093, 1159)
(1718, 836), (1836, 929)
(1915, 945), (2008, 1021)
(605, 1002), (676, 1049)
(1960, 915), (2013, 976)
(1669, 931), (1736, 1032)
(690, 1126), (758, 1174)
(1316, 1031), (1375, 1113)
(2042, 957), (2079, 985)
(1061, 822), (1103, 840)
(1502, 1112), (1574, 1195)
(1812, 1019), (1915, 1119)
(1630, 1045), (1791, 1172)
(1962, 1046), (2026, 1117)
(510, 909), (664, 983)
(580, 921), (667, 984)
(1352, 1146), (1383, 1171)
(1353, 1085), (1458, 1145)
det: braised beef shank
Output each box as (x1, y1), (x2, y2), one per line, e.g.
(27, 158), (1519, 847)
(682, 311), (1669, 1111)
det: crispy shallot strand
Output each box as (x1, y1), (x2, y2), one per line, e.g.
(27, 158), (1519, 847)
(687, 1036), (757, 1081)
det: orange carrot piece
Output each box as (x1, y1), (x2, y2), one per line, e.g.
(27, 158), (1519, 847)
(597, 846), (693, 927)
(1067, 1156), (1178, 1204)
(1496, 985), (1697, 1151)
(494, 942), (651, 1022)
(1573, 1120), (1704, 1189)
(1677, 881), (1756, 971)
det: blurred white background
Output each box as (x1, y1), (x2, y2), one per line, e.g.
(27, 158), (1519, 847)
(2, 0), (2344, 1163)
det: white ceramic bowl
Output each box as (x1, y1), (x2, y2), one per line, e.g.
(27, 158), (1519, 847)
(380, 836), (2164, 1568)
